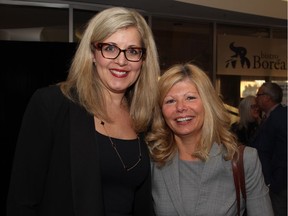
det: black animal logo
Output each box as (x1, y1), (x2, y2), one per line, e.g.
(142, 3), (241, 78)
(225, 42), (251, 68)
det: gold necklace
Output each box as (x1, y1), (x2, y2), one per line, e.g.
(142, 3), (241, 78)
(100, 121), (142, 171)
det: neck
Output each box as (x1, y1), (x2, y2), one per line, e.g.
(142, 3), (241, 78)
(103, 90), (127, 107)
(175, 134), (201, 161)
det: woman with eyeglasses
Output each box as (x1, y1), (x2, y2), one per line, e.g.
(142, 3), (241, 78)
(231, 95), (261, 146)
(7, 7), (160, 216)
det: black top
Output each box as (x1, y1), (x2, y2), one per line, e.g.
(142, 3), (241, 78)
(96, 131), (150, 216)
(7, 85), (154, 216)
(231, 121), (259, 146)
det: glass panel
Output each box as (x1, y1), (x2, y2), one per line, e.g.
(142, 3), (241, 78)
(272, 27), (287, 39)
(73, 9), (99, 42)
(217, 24), (270, 38)
(151, 17), (212, 73)
(0, 4), (69, 42)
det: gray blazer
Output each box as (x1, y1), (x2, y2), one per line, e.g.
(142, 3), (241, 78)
(152, 143), (274, 216)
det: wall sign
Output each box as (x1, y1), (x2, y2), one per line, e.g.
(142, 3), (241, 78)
(217, 35), (287, 77)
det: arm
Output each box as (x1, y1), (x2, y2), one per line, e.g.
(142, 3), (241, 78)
(244, 147), (274, 216)
(7, 88), (54, 215)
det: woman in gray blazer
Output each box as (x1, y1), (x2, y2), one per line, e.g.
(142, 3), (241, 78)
(146, 63), (273, 216)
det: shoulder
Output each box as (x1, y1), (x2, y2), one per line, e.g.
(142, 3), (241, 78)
(268, 104), (287, 126)
(272, 104), (287, 116)
(243, 146), (258, 160)
(278, 104), (287, 115)
(242, 146), (261, 172)
(26, 85), (72, 117)
(151, 155), (176, 176)
(30, 85), (69, 106)
(32, 85), (63, 100)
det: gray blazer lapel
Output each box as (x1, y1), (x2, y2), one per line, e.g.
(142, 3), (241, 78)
(194, 143), (226, 213)
(162, 154), (187, 216)
(198, 143), (223, 185)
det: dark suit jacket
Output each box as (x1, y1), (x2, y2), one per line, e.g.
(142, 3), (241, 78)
(252, 104), (287, 193)
(7, 85), (153, 216)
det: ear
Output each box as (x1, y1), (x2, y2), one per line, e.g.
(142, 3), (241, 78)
(92, 58), (97, 66)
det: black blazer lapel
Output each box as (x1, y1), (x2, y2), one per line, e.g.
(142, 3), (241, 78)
(70, 103), (104, 216)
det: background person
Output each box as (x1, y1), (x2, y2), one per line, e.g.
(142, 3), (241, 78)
(146, 63), (273, 216)
(231, 95), (261, 146)
(252, 82), (287, 216)
(7, 7), (160, 216)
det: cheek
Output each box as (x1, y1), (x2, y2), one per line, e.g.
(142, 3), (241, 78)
(195, 103), (204, 116)
(197, 109), (205, 126)
(196, 112), (204, 124)
(132, 62), (143, 73)
(162, 106), (173, 121)
(94, 53), (106, 66)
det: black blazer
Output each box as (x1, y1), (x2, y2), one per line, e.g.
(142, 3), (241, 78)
(7, 85), (153, 216)
(252, 104), (287, 193)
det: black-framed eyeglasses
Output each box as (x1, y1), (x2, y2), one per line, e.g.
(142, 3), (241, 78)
(93, 43), (146, 62)
(256, 93), (268, 97)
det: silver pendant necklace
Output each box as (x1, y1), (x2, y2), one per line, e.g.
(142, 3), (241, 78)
(100, 121), (142, 171)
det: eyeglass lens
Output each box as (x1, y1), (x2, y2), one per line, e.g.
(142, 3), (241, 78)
(96, 43), (145, 62)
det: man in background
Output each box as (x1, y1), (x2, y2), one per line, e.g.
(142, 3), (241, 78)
(252, 82), (287, 216)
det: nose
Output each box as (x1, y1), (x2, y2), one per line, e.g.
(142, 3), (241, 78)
(115, 51), (128, 65)
(176, 101), (187, 112)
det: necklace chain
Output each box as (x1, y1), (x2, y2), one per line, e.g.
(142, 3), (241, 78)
(100, 121), (142, 171)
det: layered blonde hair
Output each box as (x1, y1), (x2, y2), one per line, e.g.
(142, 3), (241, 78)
(146, 63), (238, 166)
(60, 7), (160, 133)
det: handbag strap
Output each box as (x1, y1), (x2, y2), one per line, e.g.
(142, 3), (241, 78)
(232, 145), (246, 216)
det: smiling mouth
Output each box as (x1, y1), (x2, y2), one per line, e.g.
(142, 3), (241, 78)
(110, 69), (128, 77)
(176, 117), (192, 122)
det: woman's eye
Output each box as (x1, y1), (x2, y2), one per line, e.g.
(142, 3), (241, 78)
(127, 48), (140, 56)
(104, 45), (116, 52)
(187, 96), (196, 100)
(164, 99), (175, 104)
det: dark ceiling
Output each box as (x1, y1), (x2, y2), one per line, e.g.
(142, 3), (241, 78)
(62, 0), (287, 27)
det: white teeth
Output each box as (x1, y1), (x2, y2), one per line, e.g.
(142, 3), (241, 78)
(176, 117), (192, 122)
(111, 70), (127, 75)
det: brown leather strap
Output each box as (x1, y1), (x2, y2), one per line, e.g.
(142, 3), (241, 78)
(232, 145), (246, 216)
(237, 145), (247, 201)
(232, 156), (241, 216)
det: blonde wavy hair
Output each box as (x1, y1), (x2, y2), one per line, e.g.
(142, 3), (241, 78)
(59, 7), (160, 133)
(146, 63), (238, 166)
